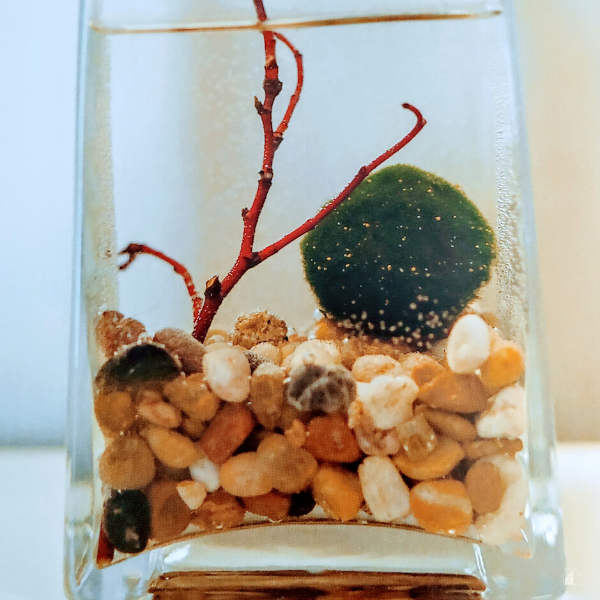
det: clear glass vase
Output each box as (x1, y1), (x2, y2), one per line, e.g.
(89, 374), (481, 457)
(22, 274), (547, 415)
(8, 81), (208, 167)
(65, 1), (565, 598)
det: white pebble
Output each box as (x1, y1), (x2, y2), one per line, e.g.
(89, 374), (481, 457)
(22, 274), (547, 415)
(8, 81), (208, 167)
(176, 480), (208, 510)
(357, 375), (418, 430)
(476, 385), (526, 440)
(352, 354), (404, 383)
(475, 455), (528, 545)
(189, 455), (221, 492)
(284, 339), (341, 372)
(447, 314), (491, 374)
(202, 347), (251, 402)
(250, 342), (282, 365)
(358, 456), (410, 521)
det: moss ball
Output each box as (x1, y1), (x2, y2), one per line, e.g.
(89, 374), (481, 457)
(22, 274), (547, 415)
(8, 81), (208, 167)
(301, 164), (495, 348)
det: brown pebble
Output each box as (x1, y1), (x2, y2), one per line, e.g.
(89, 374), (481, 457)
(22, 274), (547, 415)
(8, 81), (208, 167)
(94, 390), (136, 435)
(395, 414), (437, 462)
(249, 363), (285, 429)
(243, 491), (291, 521)
(137, 389), (182, 429)
(418, 370), (488, 413)
(148, 480), (192, 542)
(278, 403), (303, 431)
(198, 403), (256, 465)
(233, 311), (288, 349)
(257, 434), (318, 494)
(284, 419), (307, 448)
(393, 436), (465, 480)
(163, 374), (219, 422)
(180, 416), (207, 440)
(420, 407), (478, 442)
(95, 310), (146, 357)
(465, 459), (507, 515)
(304, 415), (362, 463)
(141, 425), (200, 469)
(312, 464), (363, 521)
(462, 438), (523, 461)
(99, 434), (156, 490)
(191, 489), (245, 531)
(154, 328), (206, 374)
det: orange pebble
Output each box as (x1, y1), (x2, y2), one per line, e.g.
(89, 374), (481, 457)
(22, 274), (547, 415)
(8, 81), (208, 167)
(410, 479), (473, 535)
(401, 353), (444, 386)
(393, 436), (465, 480)
(219, 452), (273, 497)
(480, 342), (525, 390)
(465, 459), (507, 515)
(148, 480), (192, 542)
(313, 318), (344, 340)
(191, 489), (245, 531)
(418, 370), (488, 413)
(304, 415), (362, 463)
(312, 464), (363, 521)
(198, 403), (256, 465)
(243, 491), (291, 521)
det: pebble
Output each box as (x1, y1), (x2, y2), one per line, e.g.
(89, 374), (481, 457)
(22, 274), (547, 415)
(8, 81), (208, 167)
(204, 329), (231, 345)
(474, 455), (528, 545)
(419, 407), (478, 442)
(189, 454), (221, 492)
(233, 311), (288, 349)
(358, 456), (410, 522)
(410, 479), (473, 536)
(257, 434), (318, 494)
(446, 314), (491, 374)
(243, 491), (291, 521)
(148, 480), (192, 542)
(94, 390), (136, 435)
(219, 452), (273, 497)
(249, 362), (285, 429)
(198, 403), (256, 465)
(96, 343), (181, 390)
(312, 318), (345, 341)
(304, 415), (362, 463)
(351, 355), (404, 383)
(418, 370), (488, 414)
(287, 363), (356, 414)
(244, 350), (273, 373)
(284, 339), (342, 371)
(250, 342), (282, 365)
(191, 489), (245, 531)
(102, 490), (150, 554)
(400, 353), (444, 386)
(180, 416), (207, 440)
(288, 490), (316, 517)
(462, 437), (523, 460)
(154, 327), (206, 374)
(476, 385), (526, 440)
(202, 347), (251, 402)
(395, 414), (437, 462)
(348, 399), (401, 456)
(176, 480), (208, 510)
(162, 374), (219, 422)
(358, 375), (418, 430)
(99, 434), (156, 490)
(95, 310), (146, 357)
(140, 425), (201, 469)
(284, 419), (307, 448)
(465, 459), (507, 515)
(137, 390), (182, 429)
(312, 464), (363, 521)
(480, 341), (525, 390)
(393, 435), (465, 480)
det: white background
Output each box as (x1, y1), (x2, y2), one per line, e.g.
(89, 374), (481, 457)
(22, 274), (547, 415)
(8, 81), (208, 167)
(1, 0), (599, 445)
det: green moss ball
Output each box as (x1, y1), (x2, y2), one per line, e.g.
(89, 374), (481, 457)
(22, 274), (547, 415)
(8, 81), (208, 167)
(301, 164), (495, 348)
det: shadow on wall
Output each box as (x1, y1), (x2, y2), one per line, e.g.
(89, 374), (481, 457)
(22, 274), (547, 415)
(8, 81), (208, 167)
(515, 0), (600, 441)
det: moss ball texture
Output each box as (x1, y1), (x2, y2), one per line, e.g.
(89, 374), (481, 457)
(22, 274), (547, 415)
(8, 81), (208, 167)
(301, 164), (495, 348)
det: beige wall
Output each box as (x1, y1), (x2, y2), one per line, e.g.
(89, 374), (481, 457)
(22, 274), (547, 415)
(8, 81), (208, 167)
(515, 0), (600, 440)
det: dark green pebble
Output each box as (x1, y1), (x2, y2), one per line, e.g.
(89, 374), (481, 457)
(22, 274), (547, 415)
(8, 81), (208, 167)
(96, 343), (181, 390)
(102, 490), (151, 554)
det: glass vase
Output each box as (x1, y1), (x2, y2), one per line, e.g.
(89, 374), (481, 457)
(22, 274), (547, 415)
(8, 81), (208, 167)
(65, 1), (565, 598)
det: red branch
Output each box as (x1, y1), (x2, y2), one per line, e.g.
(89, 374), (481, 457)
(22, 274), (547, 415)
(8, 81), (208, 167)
(119, 243), (202, 321)
(118, 0), (426, 344)
(258, 103), (426, 262)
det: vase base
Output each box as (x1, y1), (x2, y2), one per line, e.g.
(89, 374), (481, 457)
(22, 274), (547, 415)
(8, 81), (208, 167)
(150, 571), (486, 599)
